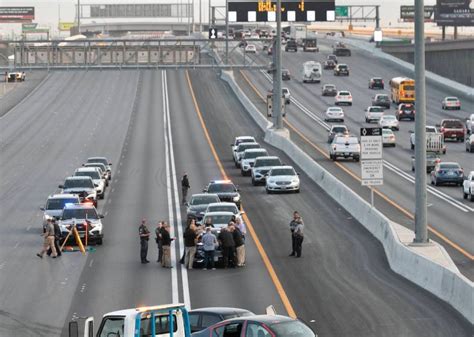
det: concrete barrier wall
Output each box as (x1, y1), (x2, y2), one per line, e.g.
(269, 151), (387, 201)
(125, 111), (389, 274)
(220, 70), (474, 323)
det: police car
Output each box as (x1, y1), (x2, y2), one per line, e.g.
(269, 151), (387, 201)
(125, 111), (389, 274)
(203, 180), (241, 209)
(59, 203), (104, 245)
(40, 194), (80, 225)
(59, 176), (97, 206)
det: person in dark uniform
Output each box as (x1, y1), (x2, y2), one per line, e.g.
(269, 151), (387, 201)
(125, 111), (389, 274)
(288, 211), (300, 256)
(139, 219), (150, 263)
(218, 224), (235, 268)
(47, 219), (62, 257)
(181, 173), (190, 205)
(293, 218), (304, 258)
(155, 221), (163, 263)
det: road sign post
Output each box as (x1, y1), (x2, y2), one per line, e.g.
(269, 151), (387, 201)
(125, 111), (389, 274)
(360, 127), (383, 207)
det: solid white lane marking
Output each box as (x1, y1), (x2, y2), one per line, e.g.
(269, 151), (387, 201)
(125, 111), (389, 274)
(14, 242), (19, 249)
(164, 71), (191, 309)
(163, 71), (180, 305)
(26, 226), (31, 231)
(89, 259), (94, 268)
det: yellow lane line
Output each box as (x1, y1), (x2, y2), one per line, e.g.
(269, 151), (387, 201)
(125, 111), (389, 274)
(185, 70), (297, 318)
(239, 70), (474, 261)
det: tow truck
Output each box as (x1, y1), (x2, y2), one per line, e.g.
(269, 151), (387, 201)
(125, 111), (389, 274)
(69, 304), (191, 337)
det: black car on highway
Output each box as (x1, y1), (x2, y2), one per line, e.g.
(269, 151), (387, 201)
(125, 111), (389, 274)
(323, 59), (336, 69)
(369, 77), (384, 89)
(186, 193), (220, 223)
(203, 180), (241, 209)
(285, 39), (297, 52)
(189, 307), (254, 333)
(282, 69), (291, 80)
(372, 94), (391, 109)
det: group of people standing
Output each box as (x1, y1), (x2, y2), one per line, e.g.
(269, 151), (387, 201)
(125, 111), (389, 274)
(139, 219), (174, 268)
(36, 218), (62, 259)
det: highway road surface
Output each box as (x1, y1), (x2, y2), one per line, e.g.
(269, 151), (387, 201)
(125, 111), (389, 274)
(0, 69), (471, 337)
(233, 37), (474, 279)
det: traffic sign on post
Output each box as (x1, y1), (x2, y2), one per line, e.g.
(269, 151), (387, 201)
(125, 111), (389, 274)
(208, 28), (218, 39)
(361, 159), (383, 186)
(360, 127), (383, 205)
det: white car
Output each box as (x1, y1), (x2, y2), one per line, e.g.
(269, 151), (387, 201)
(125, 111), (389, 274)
(233, 142), (261, 166)
(74, 167), (106, 199)
(240, 148), (269, 176)
(231, 136), (256, 153)
(282, 87), (291, 104)
(200, 211), (235, 233)
(245, 44), (257, 53)
(59, 203), (104, 245)
(442, 97), (461, 110)
(40, 194), (81, 224)
(378, 115), (400, 131)
(335, 91), (352, 106)
(463, 171), (474, 201)
(382, 129), (396, 147)
(365, 106), (384, 123)
(86, 157), (112, 180)
(329, 135), (361, 161)
(324, 107), (344, 122)
(266, 166), (300, 193)
(251, 156), (282, 185)
(205, 202), (244, 219)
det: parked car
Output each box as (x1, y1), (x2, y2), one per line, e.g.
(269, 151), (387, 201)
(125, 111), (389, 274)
(430, 162), (464, 186)
(372, 94), (391, 109)
(365, 106), (384, 123)
(189, 307), (255, 333)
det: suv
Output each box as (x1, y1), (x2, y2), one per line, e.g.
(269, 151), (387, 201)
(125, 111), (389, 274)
(86, 157), (112, 180)
(322, 84), (337, 96)
(83, 162), (109, 186)
(251, 156), (282, 185)
(438, 119), (466, 142)
(59, 176), (97, 206)
(265, 166), (300, 194)
(282, 69), (291, 80)
(233, 142), (261, 167)
(323, 59), (336, 69)
(329, 135), (361, 161)
(334, 64), (349, 76)
(396, 103), (415, 121)
(40, 194), (80, 224)
(59, 203), (104, 245)
(372, 94), (391, 109)
(240, 148), (269, 176)
(328, 125), (349, 143)
(74, 167), (106, 199)
(186, 193), (220, 223)
(365, 106), (384, 123)
(285, 39), (297, 52)
(203, 180), (241, 209)
(368, 77), (384, 89)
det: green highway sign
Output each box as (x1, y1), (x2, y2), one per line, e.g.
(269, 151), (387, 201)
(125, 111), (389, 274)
(22, 22), (38, 31)
(335, 6), (348, 18)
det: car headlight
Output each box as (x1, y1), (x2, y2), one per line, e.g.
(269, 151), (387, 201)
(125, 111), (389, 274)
(291, 179), (299, 183)
(43, 214), (53, 221)
(233, 196), (240, 202)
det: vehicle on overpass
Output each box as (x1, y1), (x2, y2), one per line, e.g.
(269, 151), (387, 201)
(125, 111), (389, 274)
(240, 148), (269, 176)
(396, 103), (415, 121)
(372, 94), (391, 109)
(382, 129), (396, 147)
(301, 61), (322, 83)
(40, 194), (81, 225)
(251, 156), (282, 185)
(334, 64), (349, 76)
(368, 77), (384, 89)
(378, 115), (400, 131)
(59, 202), (104, 245)
(328, 125), (349, 143)
(335, 91), (353, 106)
(463, 171), (474, 201)
(322, 84), (337, 96)
(189, 307), (254, 333)
(58, 176), (97, 206)
(365, 106), (385, 123)
(410, 126), (446, 154)
(186, 193), (220, 223)
(324, 107), (345, 122)
(203, 180), (241, 209)
(389, 77), (415, 104)
(68, 304), (192, 337)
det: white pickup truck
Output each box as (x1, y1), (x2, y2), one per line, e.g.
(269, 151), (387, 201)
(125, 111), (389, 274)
(410, 126), (446, 154)
(463, 171), (474, 201)
(329, 135), (361, 162)
(466, 114), (474, 134)
(69, 304), (191, 337)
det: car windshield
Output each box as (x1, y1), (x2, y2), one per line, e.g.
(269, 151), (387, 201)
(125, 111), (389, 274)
(255, 158), (281, 167)
(270, 168), (295, 176)
(85, 164), (105, 172)
(75, 171), (101, 179)
(270, 320), (315, 337)
(446, 97), (458, 101)
(339, 65), (348, 69)
(62, 208), (98, 220)
(64, 179), (94, 189)
(383, 116), (396, 120)
(377, 95), (389, 100)
(207, 184), (236, 193)
(46, 198), (79, 210)
(370, 107), (384, 112)
(382, 129), (393, 135)
(237, 143), (260, 152)
(332, 127), (347, 133)
(191, 195), (219, 205)
(372, 78), (382, 82)
(328, 108), (342, 112)
(87, 158), (108, 166)
(339, 92), (350, 96)
(235, 138), (254, 146)
(208, 205), (238, 214)
(203, 214), (233, 226)
(325, 85), (335, 89)
(426, 152), (438, 159)
(440, 164), (460, 169)
(401, 105), (414, 111)
(442, 120), (463, 128)
(336, 137), (358, 144)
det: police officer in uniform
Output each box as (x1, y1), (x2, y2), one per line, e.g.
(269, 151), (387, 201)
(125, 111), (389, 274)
(139, 219), (150, 263)
(181, 173), (190, 205)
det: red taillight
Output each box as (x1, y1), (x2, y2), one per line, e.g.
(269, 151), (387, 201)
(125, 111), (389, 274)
(382, 80), (384, 84)
(440, 127), (445, 132)
(435, 159), (441, 163)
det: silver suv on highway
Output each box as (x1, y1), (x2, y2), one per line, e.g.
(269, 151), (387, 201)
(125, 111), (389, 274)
(251, 156), (282, 185)
(240, 148), (269, 176)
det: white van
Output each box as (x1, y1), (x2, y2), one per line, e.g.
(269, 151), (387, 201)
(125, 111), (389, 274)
(302, 61), (322, 83)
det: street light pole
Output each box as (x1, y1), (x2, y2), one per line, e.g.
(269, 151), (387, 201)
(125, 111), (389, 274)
(225, 0), (229, 64)
(77, 0), (81, 34)
(273, 0), (283, 129)
(414, 0), (428, 243)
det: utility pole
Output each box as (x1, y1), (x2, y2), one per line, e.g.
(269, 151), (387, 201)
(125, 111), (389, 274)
(272, 0), (283, 129)
(77, 0), (81, 33)
(199, 0), (202, 32)
(225, 0), (229, 64)
(375, 5), (380, 29)
(414, 0), (428, 243)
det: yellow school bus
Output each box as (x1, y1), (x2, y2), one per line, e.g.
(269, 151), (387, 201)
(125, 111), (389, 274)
(389, 77), (415, 104)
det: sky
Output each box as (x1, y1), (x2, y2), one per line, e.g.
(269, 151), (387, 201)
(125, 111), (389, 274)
(0, 0), (460, 38)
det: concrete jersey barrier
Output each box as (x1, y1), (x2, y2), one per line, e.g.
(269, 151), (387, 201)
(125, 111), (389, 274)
(220, 69), (474, 323)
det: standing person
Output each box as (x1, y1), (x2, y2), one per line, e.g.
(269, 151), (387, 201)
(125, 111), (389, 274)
(234, 217), (247, 241)
(139, 219), (150, 264)
(161, 222), (174, 268)
(218, 223), (236, 268)
(288, 211), (301, 256)
(155, 221), (163, 263)
(201, 227), (218, 270)
(181, 173), (190, 205)
(47, 219), (62, 257)
(37, 219), (57, 258)
(231, 224), (245, 267)
(183, 221), (198, 269)
(293, 217), (304, 258)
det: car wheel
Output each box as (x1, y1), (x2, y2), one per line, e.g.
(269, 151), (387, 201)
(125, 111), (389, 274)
(412, 166), (415, 172)
(251, 178), (257, 186)
(434, 179), (439, 186)
(295, 188), (300, 194)
(354, 157), (360, 162)
(470, 192), (474, 202)
(266, 188), (272, 194)
(100, 194), (105, 200)
(411, 143), (415, 150)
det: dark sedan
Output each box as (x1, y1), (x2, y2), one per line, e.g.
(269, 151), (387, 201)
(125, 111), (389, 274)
(192, 314), (317, 337)
(430, 162), (464, 186)
(411, 151), (440, 173)
(322, 84), (337, 96)
(189, 307), (254, 333)
(369, 77), (384, 89)
(372, 94), (391, 109)
(186, 193), (220, 223)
